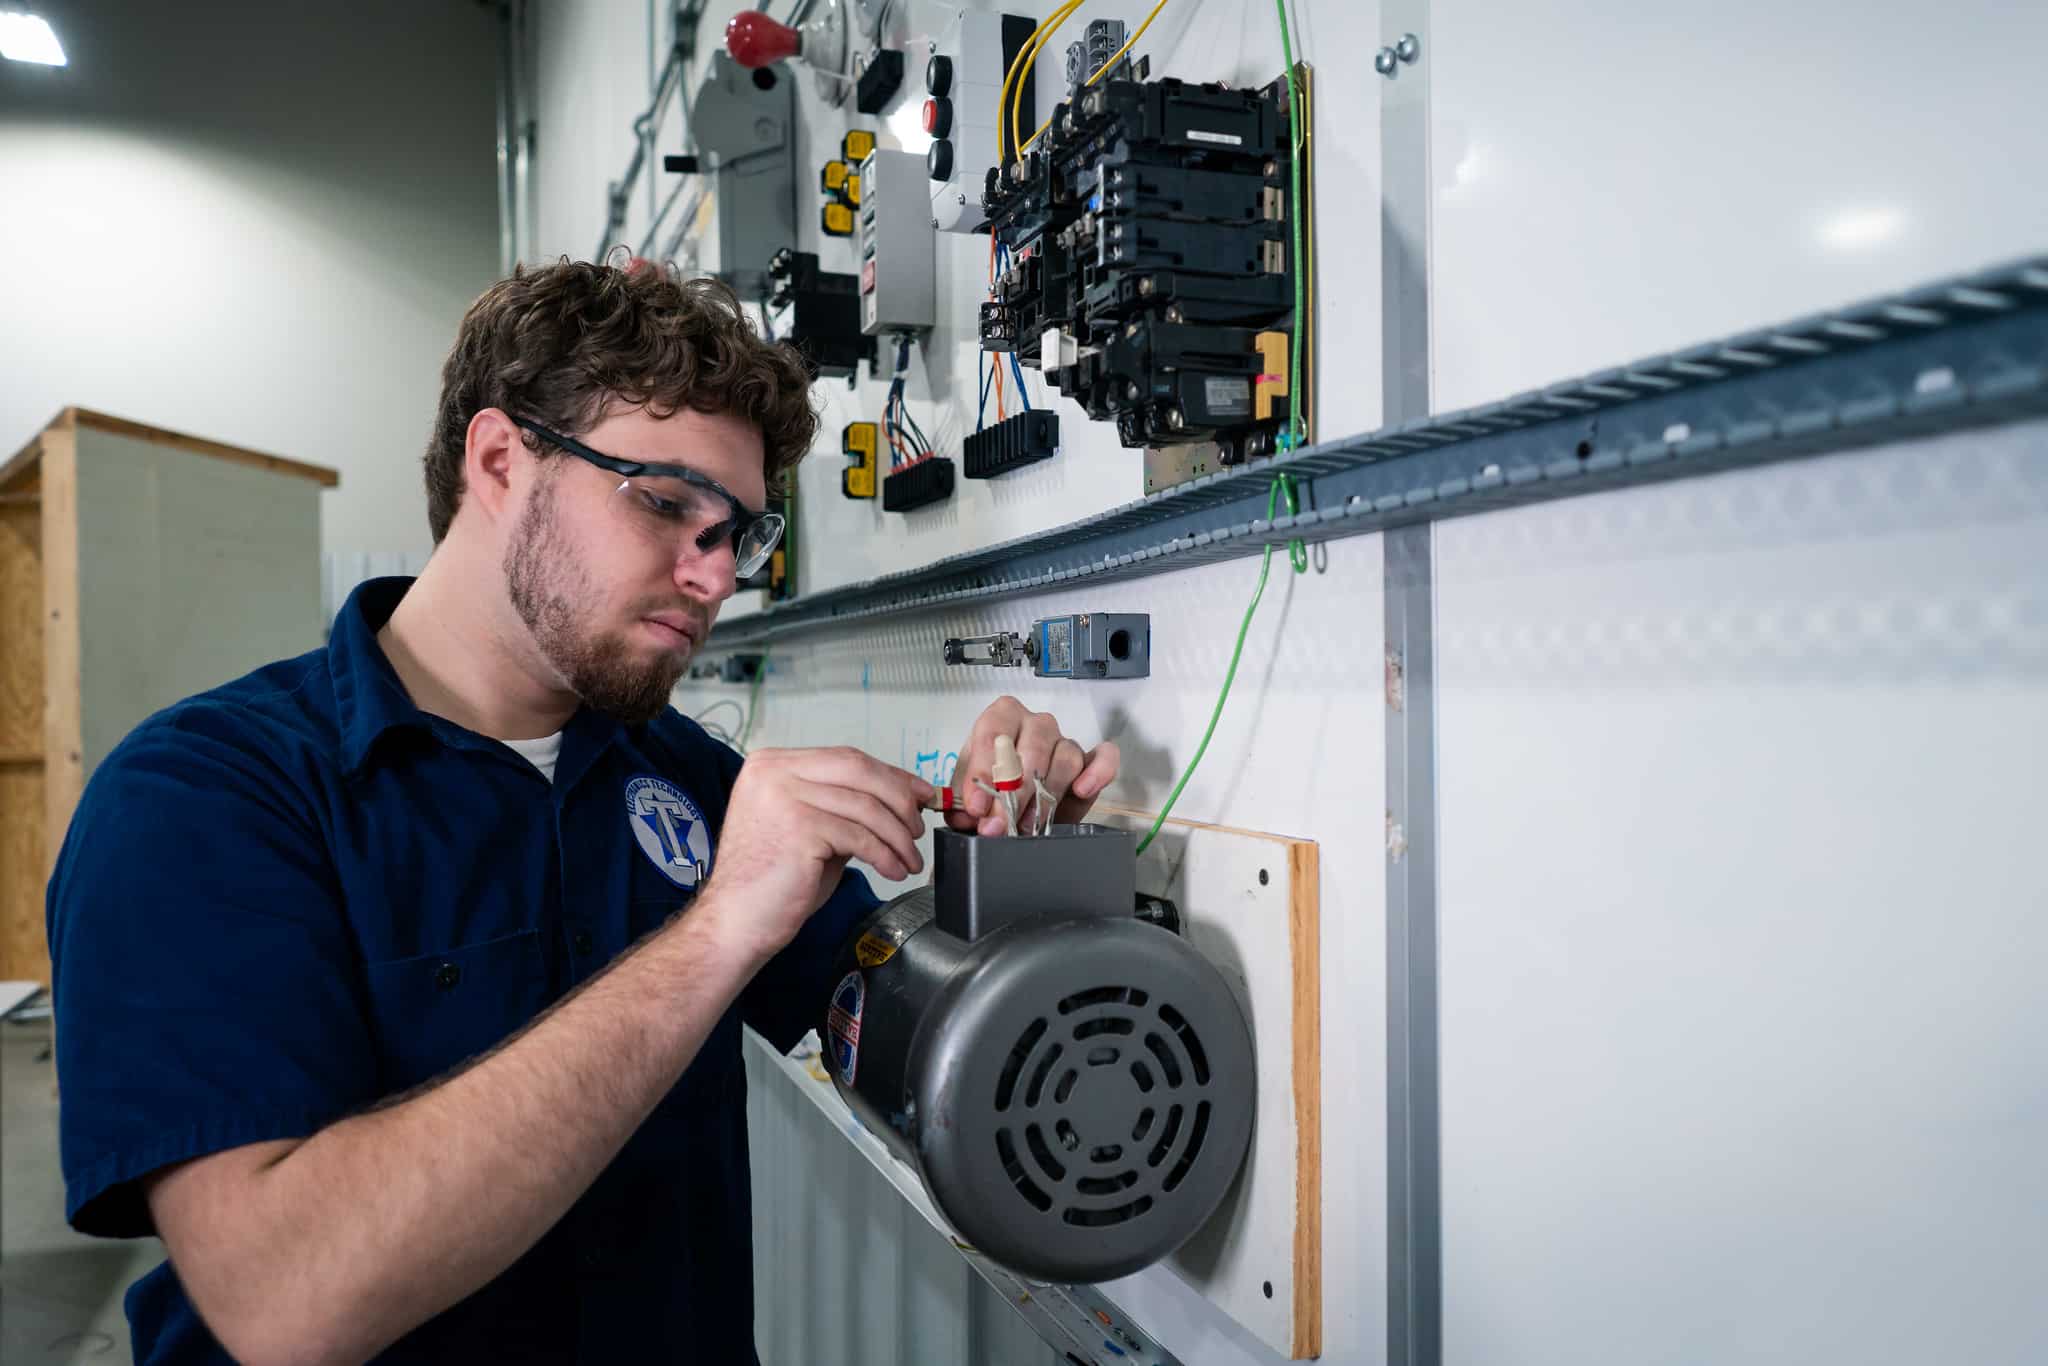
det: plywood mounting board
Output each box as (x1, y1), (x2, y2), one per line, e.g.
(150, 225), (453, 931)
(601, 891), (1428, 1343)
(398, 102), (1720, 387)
(1089, 804), (1323, 1360)
(0, 495), (48, 985)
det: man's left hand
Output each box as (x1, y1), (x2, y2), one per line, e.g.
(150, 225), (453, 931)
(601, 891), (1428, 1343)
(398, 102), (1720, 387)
(945, 696), (1120, 837)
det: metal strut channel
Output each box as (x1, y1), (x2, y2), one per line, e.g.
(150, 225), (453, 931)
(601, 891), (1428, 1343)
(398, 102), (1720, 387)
(710, 257), (2048, 646)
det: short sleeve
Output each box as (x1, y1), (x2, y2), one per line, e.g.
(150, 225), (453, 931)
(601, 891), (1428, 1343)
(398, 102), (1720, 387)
(45, 713), (378, 1238)
(738, 868), (880, 1053)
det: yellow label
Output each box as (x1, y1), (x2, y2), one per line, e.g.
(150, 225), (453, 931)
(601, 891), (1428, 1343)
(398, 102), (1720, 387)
(854, 933), (898, 967)
(844, 172), (861, 207)
(821, 159), (849, 193)
(821, 202), (855, 237)
(842, 129), (877, 162)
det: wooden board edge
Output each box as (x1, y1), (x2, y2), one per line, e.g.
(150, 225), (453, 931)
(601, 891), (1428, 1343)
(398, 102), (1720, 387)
(1289, 837), (1323, 1358)
(0, 405), (70, 492)
(40, 425), (82, 883)
(73, 408), (340, 488)
(1101, 798), (1326, 1357)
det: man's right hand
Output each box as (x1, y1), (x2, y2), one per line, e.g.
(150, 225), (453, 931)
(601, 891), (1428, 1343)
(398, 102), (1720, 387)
(696, 747), (932, 961)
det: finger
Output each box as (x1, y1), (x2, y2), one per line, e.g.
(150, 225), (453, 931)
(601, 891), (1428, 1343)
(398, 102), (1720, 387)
(1040, 736), (1086, 816)
(799, 799), (920, 882)
(1054, 741), (1121, 824)
(1013, 710), (1062, 791)
(788, 747), (929, 837)
(805, 777), (928, 869)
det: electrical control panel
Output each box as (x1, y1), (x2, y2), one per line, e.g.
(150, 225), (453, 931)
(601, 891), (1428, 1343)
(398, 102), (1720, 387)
(981, 75), (1298, 465)
(924, 11), (1037, 234)
(857, 148), (936, 335)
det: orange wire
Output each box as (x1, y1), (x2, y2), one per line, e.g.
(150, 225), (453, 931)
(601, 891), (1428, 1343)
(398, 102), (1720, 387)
(987, 232), (1008, 421)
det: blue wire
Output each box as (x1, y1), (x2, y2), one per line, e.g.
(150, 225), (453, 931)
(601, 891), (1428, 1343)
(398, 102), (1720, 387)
(977, 351), (992, 433)
(1009, 353), (1031, 411)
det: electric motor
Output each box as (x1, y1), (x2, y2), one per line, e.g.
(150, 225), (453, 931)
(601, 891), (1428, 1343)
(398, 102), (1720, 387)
(822, 825), (1255, 1284)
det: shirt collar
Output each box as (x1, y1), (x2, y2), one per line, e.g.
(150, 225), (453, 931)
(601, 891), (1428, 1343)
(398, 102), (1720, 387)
(330, 576), (627, 786)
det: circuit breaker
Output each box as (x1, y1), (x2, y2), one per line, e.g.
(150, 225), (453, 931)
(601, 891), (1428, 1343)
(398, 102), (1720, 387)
(857, 148), (936, 335)
(981, 75), (1297, 464)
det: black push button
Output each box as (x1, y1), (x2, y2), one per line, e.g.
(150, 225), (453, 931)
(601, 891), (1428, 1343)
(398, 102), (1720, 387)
(926, 53), (952, 97)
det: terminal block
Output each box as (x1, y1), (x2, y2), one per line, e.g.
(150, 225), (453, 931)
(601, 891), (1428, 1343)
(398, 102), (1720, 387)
(963, 410), (1059, 479)
(882, 455), (954, 512)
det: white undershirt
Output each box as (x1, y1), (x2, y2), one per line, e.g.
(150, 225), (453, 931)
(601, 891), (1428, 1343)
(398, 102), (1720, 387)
(502, 731), (564, 783)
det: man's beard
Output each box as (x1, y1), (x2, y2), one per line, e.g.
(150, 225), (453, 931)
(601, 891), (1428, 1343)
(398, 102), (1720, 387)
(504, 474), (694, 725)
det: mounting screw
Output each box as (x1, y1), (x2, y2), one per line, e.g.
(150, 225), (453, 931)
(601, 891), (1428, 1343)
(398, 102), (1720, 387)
(1166, 407), (1185, 430)
(1138, 277), (1155, 297)
(1165, 305), (1183, 323)
(1127, 382), (1141, 400)
(1396, 32), (1421, 63)
(1374, 47), (1398, 76)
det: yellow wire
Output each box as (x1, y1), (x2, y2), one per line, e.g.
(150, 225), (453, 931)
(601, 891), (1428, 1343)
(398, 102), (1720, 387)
(1002, 0), (1083, 163)
(1021, 0), (1171, 154)
(1008, 0), (1086, 165)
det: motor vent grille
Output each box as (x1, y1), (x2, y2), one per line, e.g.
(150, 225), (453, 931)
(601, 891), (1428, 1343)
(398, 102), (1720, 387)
(991, 985), (1215, 1227)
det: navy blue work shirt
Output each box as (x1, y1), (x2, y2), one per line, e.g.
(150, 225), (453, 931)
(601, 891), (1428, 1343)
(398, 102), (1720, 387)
(45, 576), (877, 1363)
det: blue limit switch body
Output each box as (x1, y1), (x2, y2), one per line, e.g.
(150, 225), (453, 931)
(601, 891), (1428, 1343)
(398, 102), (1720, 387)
(942, 613), (1150, 679)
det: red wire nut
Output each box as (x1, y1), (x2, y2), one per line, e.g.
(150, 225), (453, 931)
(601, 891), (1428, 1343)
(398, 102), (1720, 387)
(725, 11), (800, 67)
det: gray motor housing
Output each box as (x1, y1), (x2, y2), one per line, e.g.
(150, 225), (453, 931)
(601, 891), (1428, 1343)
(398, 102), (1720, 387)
(821, 825), (1255, 1284)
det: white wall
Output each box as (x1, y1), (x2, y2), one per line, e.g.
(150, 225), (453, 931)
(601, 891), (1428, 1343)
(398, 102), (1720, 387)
(0, 0), (502, 565)
(525, 2), (2048, 1364)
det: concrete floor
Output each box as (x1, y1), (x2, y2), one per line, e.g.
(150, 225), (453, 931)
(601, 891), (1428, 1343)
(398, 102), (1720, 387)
(2, 1019), (163, 1363)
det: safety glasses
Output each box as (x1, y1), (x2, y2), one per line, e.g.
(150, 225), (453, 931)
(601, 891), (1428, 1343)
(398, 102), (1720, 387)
(512, 417), (783, 580)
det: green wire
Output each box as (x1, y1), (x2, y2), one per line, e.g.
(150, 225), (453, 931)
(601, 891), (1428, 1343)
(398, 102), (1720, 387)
(1275, 0), (1305, 451)
(738, 646), (771, 752)
(1134, 477), (1307, 856)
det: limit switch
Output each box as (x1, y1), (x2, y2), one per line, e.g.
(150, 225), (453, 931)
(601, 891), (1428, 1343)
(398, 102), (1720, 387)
(944, 613), (1150, 679)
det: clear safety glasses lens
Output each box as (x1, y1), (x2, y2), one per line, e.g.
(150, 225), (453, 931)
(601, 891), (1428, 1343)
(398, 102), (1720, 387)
(609, 477), (781, 579)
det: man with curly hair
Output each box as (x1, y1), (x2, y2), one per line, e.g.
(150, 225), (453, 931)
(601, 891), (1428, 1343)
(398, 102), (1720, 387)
(46, 259), (1120, 1364)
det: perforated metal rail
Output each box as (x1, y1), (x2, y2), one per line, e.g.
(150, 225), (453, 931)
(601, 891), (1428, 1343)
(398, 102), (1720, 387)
(710, 256), (2048, 646)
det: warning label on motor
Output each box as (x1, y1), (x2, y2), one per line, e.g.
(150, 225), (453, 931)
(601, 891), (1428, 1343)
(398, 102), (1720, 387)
(855, 899), (934, 968)
(826, 971), (865, 1085)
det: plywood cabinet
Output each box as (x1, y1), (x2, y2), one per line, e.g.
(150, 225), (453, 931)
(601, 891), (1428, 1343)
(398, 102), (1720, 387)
(0, 408), (338, 984)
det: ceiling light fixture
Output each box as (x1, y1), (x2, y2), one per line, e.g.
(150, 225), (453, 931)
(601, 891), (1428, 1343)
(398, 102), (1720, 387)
(0, 11), (67, 66)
